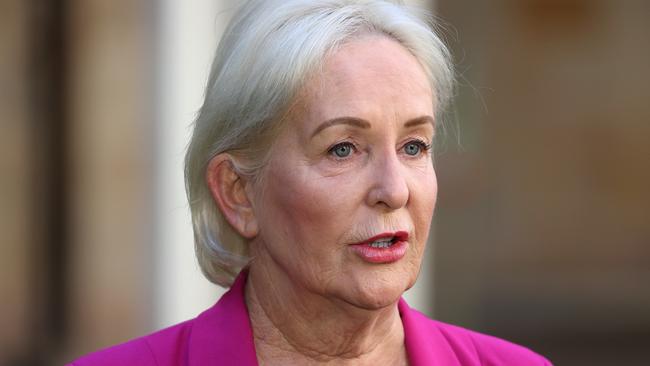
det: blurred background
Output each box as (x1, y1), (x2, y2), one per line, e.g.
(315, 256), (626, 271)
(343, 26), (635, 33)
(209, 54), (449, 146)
(1, 0), (648, 365)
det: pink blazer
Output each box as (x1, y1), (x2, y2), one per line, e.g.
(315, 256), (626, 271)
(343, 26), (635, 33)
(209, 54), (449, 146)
(68, 271), (552, 365)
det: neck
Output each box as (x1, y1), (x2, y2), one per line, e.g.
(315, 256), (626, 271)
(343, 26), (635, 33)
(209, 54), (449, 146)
(245, 263), (408, 366)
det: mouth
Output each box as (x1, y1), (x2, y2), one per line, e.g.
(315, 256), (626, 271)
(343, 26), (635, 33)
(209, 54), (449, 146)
(359, 231), (409, 248)
(349, 231), (410, 264)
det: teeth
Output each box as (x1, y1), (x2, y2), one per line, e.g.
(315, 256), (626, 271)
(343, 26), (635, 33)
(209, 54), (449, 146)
(370, 238), (393, 248)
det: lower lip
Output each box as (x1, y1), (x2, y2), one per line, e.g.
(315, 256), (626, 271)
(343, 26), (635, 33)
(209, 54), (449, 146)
(349, 240), (409, 264)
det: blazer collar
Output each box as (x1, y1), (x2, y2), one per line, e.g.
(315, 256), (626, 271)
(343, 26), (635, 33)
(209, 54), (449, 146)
(399, 298), (462, 366)
(188, 270), (258, 366)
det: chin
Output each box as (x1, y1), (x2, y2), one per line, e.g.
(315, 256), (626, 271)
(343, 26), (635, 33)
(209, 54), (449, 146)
(342, 267), (416, 310)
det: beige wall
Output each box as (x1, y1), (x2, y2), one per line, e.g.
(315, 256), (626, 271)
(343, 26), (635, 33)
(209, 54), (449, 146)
(1, 0), (155, 364)
(64, 0), (155, 359)
(0, 0), (31, 361)
(435, 0), (650, 364)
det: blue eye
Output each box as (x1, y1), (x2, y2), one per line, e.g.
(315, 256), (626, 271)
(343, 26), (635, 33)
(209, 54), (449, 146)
(329, 142), (354, 158)
(404, 142), (420, 156)
(404, 140), (430, 156)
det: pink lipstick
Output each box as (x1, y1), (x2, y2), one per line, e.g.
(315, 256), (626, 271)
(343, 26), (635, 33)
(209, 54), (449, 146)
(349, 231), (409, 264)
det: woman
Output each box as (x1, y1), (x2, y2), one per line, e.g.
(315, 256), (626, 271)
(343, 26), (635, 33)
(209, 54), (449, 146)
(70, 0), (552, 365)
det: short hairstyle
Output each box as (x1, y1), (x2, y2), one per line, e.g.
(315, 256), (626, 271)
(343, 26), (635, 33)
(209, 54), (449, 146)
(185, 0), (454, 287)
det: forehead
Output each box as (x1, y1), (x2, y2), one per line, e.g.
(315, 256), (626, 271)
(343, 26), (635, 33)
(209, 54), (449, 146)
(296, 35), (434, 123)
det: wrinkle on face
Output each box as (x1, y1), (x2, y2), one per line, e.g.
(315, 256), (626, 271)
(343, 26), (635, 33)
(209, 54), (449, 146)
(245, 35), (436, 365)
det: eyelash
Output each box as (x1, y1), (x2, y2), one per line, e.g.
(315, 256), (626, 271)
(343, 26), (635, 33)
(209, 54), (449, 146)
(405, 139), (432, 155)
(327, 139), (432, 159)
(327, 141), (357, 159)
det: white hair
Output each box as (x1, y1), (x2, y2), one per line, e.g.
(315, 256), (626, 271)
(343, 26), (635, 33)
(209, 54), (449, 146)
(185, 0), (454, 287)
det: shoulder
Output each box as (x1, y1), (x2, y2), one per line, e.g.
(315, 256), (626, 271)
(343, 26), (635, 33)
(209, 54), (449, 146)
(67, 272), (257, 366)
(66, 319), (195, 366)
(436, 320), (552, 366)
(401, 302), (552, 366)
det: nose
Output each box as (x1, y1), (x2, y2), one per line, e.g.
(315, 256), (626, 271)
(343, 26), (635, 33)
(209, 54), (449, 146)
(366, 150), (409, 210)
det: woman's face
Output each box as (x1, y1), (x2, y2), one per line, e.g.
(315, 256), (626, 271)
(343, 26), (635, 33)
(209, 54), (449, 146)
(249, 36), (437, 309)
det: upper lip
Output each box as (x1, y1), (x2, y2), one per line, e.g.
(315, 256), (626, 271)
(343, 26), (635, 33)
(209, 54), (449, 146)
(352, 231), (409, 246)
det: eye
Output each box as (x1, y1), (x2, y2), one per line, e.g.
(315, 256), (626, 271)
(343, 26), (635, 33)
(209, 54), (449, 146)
(329, 142), (355, 158)
(403, 139), (431, 156)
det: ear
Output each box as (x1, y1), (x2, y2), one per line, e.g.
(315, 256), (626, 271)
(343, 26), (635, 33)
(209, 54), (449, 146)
(206, 154), (259, 239)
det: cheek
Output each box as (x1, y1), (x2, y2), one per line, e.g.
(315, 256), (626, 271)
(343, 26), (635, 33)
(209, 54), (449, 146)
(427, 168), (438, 211)
(413, 167), (438, 240)
(257, 161), (354, 256)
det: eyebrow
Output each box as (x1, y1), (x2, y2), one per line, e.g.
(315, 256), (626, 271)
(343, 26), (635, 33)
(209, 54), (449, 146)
(310, 117), (370, 138)
(404, 115), (435, 129)
(311, 115), (435, 138)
